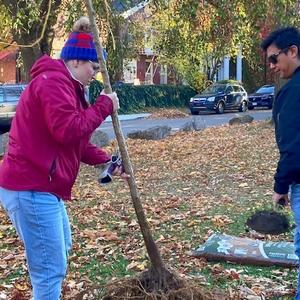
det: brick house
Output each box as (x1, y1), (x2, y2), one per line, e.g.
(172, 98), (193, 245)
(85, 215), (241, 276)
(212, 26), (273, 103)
(0, 47), (21, 83)
(122, 1), (170, 85)
(125, 48), (167, 85)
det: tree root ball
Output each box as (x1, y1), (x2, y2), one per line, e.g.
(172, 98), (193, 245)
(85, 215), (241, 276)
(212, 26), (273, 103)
(102, 267), (212, 300)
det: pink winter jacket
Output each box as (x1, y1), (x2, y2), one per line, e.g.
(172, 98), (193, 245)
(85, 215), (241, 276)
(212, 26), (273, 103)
(0, 55), (113, 200)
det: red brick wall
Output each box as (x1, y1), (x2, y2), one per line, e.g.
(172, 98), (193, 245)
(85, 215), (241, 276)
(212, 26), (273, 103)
(0, 60), (16, 83)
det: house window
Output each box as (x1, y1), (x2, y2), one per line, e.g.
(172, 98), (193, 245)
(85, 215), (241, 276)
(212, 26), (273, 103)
(123, 60), (137, 83)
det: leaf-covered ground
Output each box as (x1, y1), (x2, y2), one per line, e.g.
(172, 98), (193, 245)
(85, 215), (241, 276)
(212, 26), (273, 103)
(146, 108), (189, 119)
(0, 121), (297, 299)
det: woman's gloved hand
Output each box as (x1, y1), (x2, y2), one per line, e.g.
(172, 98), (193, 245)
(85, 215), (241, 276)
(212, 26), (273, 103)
(95, 152), (129, 184)
(100, 90), (119, 112)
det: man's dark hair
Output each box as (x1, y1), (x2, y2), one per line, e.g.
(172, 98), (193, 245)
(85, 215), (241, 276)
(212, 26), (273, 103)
(261, 27), (300, 57)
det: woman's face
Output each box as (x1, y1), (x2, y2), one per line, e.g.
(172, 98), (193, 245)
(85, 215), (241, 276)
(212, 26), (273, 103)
(69, 60), (100, 86)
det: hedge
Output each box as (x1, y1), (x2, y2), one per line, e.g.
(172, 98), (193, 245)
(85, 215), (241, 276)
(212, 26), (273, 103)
(89, 80), (197, 114)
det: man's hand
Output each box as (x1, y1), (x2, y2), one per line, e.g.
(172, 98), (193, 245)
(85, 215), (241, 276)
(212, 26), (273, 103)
(272, 192), (289, 206)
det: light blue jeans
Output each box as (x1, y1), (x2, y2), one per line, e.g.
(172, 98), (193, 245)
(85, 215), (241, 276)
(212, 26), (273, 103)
(291, 184), (300, 300)
(0, 188), (72, 300)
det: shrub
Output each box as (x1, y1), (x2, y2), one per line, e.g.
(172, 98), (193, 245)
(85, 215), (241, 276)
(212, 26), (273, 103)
(89, 80), (196, 114)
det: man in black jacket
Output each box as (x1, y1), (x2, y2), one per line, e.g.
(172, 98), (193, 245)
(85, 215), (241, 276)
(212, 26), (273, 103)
(261, 27), (300, 299)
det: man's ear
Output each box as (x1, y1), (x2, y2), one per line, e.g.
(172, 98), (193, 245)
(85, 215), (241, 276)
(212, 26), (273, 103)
(290, 45), (299, 59)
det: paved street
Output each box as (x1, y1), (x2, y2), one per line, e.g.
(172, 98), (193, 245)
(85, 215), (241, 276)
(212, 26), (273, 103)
(99, 109), (272, 140)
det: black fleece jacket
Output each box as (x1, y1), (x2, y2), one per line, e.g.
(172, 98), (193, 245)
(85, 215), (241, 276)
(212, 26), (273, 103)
(273, 66), (300, 194)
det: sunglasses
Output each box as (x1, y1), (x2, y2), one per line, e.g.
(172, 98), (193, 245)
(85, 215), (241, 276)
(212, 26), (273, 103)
(88, 60), (100, 73)
(267, 47), (290, 65)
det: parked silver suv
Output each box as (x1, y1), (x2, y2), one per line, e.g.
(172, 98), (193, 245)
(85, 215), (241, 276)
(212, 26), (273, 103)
(0, 84), (26, 134)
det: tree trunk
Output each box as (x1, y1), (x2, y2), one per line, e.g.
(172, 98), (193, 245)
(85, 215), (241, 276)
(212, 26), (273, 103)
(85, 0), (166, 274)
(17, 45), (43, 82)
(107, 17), (126, 83)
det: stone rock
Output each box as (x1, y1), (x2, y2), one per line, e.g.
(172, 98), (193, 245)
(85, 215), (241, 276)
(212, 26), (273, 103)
(229, 114), (254, 125)
(91, 130), (110, 147)
(127, 125), (172, 140)
(181, 118), (206, 132)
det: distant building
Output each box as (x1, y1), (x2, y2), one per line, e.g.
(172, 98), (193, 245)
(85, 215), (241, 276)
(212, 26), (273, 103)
(217, 46), (243, 82)
(0, 47), (22, 83)
(122, 0), (171, 85)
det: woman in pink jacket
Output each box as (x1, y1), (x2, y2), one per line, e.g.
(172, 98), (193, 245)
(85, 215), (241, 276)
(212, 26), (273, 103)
(0, 17), (121, 299)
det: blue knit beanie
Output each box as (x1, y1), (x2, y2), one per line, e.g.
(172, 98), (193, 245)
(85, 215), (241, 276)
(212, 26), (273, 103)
(60, 32), (98, 62)
(60, 17), (98, 62)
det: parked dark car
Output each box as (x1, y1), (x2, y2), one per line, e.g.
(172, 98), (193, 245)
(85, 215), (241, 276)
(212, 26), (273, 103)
(248, 85), (274, 110)
(189, 82), (248, 114)
(0, 84), (27, 134)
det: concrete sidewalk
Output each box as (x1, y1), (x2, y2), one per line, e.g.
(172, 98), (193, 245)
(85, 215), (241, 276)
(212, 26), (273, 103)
(104, 113), (151, 122)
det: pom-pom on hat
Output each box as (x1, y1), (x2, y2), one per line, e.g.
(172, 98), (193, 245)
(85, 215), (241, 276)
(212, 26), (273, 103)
(60, 16), (98, 62)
